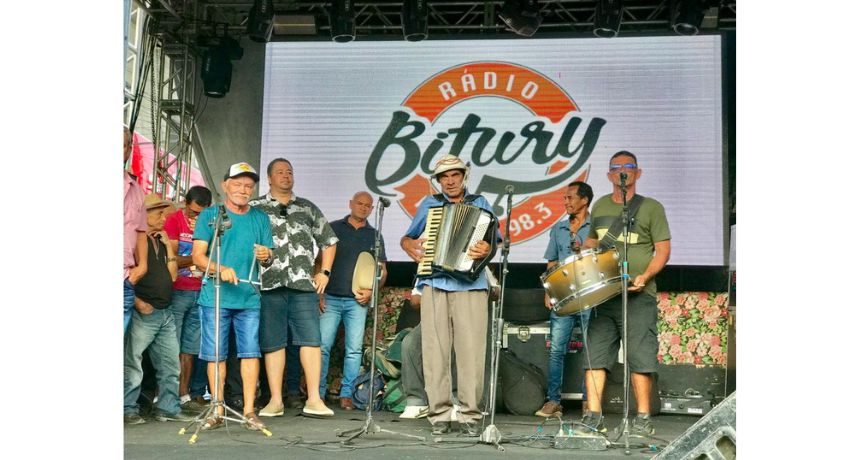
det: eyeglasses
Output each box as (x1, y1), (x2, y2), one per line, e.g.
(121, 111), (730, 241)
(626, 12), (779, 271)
(609, 163), (637, 172)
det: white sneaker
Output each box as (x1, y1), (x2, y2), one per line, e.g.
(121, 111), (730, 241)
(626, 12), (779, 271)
(450, 404), (460, 421)
(399, 405), (429, 419)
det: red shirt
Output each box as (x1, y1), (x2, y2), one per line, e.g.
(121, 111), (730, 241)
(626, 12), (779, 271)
(164, 209), (203, 291)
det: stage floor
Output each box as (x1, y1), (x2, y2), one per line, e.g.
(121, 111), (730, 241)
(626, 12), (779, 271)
(124, 406), (704, 459)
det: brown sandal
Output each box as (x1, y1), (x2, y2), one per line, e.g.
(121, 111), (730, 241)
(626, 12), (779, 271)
(202, 415), (224, 431)
(244, 412), (267, 431)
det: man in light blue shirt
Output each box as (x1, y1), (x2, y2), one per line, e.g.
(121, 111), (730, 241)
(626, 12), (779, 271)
(401, 154), (495, 437)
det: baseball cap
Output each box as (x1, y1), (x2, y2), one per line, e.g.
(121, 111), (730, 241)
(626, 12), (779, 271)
(224, 162), (260, 182)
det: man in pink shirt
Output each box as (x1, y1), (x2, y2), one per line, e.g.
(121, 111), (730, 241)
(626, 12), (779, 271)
(124, 126), (148, 332)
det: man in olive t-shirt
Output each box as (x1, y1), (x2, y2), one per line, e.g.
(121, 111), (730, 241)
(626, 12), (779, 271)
(576, 151), (671, 439)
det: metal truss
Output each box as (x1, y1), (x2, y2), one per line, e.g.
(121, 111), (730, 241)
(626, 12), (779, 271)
(139, 1), (735, 41)
(150, 39), (199, 200)
(124, 1), (212, 201)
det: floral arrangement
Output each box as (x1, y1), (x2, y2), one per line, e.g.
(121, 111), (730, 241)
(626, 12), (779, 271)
(656, 292), (729, 366)
(323, 289), (730, 396)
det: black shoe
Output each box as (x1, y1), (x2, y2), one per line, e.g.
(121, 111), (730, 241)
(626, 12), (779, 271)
(431, 421), (452, 435)
(124, 413), (146, 425)
(153, 409), (196, 422)
(573, 411), (607, 436)
(631, 413), (655, 437)
(460, 421), (479, 437)
(226, 397), (245, 410)
(285, 393), (305, 409)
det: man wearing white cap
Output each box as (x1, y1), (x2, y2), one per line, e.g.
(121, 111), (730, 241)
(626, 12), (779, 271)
(192, 162), (275, 431)
(400, 154), (495, 436)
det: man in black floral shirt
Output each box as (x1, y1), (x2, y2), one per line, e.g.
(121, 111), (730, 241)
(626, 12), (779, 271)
(250, 158), (338, 418)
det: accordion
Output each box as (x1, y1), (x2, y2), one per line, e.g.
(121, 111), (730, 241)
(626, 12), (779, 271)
(417, 203), (499, 282)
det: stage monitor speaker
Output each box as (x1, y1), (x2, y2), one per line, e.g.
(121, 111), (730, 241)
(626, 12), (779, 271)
(653, 391), (736, 460)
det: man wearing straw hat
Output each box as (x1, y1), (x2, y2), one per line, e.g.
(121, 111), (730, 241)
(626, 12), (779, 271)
(400, 154), (496, 437)
(124, 194), (192, 425)
(318, 191), (388, 411)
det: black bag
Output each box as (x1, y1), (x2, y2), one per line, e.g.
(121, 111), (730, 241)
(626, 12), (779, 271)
(352, 369), (385, 411)
(498, 349), (547, 415)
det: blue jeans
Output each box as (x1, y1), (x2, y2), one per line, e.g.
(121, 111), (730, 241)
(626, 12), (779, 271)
(124, 278), (135, 333)
(199, 306), (261, 361)
(319, 294), (368, 398)
(167, 290), (202, 354)
(547, 309), (591, 403)
(124, 309), (181, 415)
(167, 290), (207, 398)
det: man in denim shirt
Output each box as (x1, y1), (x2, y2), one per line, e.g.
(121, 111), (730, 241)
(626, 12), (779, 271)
(535, 181), (593, 418)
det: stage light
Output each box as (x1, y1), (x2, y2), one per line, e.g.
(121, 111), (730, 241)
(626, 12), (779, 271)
(200, 35), (244, 98)
(402, 0), (428, 42)
(247, 0), (275, 43)
(671, 0), (707, 36)
(499, 0), (542, 38)
(329, 0), (356, 43)
(593, 0), (623, 38)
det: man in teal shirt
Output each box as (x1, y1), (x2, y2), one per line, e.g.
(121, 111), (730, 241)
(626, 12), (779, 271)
(192, 162), (274, 431)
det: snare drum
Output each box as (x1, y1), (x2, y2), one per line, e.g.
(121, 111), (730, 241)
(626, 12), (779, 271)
(540, 248), (622, 316)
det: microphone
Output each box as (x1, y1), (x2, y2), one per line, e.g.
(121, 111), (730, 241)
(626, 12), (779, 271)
(504, 185), (515, 194)
(505, 185), (514, 210)
(619, 172), (628, 187)
(219, 205), (232, 230)
(378, 197), (391, 208)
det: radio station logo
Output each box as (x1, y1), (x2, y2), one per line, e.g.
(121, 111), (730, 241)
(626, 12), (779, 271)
(365, 61), (606, 244)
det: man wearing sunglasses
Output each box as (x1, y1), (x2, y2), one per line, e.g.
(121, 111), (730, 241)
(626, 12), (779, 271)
(575, 151), (671, 439)
(250, 158), (338, 418)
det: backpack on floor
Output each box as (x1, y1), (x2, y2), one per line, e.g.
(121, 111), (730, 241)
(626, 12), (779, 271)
(498, 348), (547, 415)
(362, 327), (413, 379)
(352, 369), (385, 411)
(381, 378), (408, 413)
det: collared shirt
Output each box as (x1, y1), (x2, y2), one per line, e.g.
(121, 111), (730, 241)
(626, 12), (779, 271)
(123, 171), (147, 279)
(543, 214), (592, 264)
(325, 215), (387, 298)
(249, 192), (339, 292)
(403, 190), (496, 292)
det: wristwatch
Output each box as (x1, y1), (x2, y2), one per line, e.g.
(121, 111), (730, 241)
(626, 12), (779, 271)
(321, 269), (331, 277)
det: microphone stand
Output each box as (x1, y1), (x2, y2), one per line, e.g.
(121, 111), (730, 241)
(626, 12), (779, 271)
(182, 205), (271, 443)
(339, 197), (426, 444)
(479, 188), (514, 449)
(616, 175), (632, 454)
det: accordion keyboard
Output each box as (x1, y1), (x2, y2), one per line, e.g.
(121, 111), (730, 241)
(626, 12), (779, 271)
(416, 206), (444, 276)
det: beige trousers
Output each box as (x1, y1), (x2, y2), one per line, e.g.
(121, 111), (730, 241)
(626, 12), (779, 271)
(420, 287), (488, 424)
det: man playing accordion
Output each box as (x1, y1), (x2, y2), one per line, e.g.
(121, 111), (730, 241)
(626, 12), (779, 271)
(400, 154), (497, 437)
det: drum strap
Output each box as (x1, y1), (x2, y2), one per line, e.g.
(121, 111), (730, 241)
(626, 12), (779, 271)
(598, 194), (645, 251)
